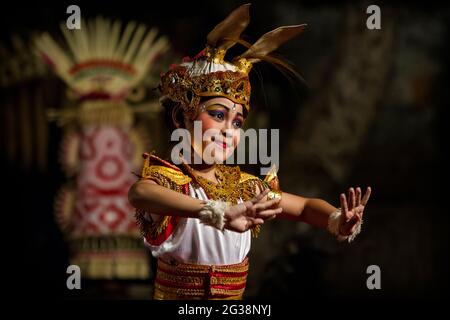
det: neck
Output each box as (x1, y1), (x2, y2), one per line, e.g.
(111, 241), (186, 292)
(181, 150), (219, 184)
(181, 148), (218, 173)
(190, 162), (215, 173)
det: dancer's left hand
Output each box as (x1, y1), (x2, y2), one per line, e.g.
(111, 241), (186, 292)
(338, 187), (372, 236)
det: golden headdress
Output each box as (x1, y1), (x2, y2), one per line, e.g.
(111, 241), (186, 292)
(159, 3), (306, 119)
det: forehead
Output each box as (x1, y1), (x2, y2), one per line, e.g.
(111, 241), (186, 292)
(203, 97), (243, 113)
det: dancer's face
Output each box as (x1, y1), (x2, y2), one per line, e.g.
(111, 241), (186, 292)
(186, 97), (244, 164)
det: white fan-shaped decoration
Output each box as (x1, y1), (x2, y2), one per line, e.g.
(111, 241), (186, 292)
(35, 17), (169, 97)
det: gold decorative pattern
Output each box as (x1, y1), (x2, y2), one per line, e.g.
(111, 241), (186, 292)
(157, 270), (205, 286)
(210, 287), (246, 297)
(233, 57), (253, 74)
(263, 165), (282, 200)
(160, 68), (251, 119)
(239, 173), (264, 237)
(210, 275), (248, 285)
(136, 154), (190, 238)
(205, 46), (226, 63)
(239, 174), (264, 202)
(154, 284), (244, 300)
(240, 169), (282, 237)
(158, 4), (306, 121)
(154, 258), (249, 300)
(139, 154), (191, 192)
(239, 171), (259, 183)
(142, 165), (192, 186)
(182, 163), (242, 205)
(136, 153), (282, 239)
(135, 211), (173, 240)
(158, 257), (249, 274)
(154, 283), (204, 299)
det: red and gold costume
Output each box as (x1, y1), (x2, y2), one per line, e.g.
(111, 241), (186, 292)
(135, 154), (280, 299)
(134, 3), (302, 299)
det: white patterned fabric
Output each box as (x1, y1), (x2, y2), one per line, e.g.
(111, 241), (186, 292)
(144, 183), (251, 265)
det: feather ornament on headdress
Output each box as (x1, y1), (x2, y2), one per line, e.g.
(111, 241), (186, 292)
(159, 3), (306, 119)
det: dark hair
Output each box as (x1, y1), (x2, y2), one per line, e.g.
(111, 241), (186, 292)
(161, 97), (186, 133)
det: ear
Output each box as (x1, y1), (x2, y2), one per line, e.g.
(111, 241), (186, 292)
(171, 105), (183, 129)
(182, 110), (195, 130)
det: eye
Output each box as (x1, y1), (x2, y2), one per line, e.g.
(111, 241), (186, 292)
(233, 119), (243, 128)
(208, 110), (225, 120)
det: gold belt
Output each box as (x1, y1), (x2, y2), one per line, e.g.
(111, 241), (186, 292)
(154, 257), (249, 300)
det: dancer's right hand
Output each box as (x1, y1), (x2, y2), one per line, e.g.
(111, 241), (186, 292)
(224, 189), (282, 232)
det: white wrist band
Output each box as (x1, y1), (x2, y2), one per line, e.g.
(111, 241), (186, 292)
(327, 208), (362, 243)
(199, 200), (228, 230)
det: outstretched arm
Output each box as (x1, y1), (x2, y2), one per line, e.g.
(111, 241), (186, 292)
(128, 179), (282, 232)
(129, 179), (204, 217)
(276, 187), (372, 237)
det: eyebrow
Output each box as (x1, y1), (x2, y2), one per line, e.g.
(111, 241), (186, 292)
(206, 103), (244, 118)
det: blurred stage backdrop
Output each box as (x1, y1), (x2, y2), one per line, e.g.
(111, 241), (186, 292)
(1, 0), (448, 300)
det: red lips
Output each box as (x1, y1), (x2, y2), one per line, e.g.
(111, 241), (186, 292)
(214, 140), (228, 149)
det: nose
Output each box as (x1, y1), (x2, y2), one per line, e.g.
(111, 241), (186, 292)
(220, 121), (233, 137)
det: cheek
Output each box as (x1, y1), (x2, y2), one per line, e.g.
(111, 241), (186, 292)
(196, 113), (218, 132)
(196, 114), (222, 145)
(234, 131), (240, 147)
(192, 115), (214, 148)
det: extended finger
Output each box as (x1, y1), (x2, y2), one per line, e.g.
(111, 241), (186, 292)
(348, 188), (356, 211)
(340, 193), (349, 217)
(253, 198), (281, 211)
(256, 207), (283, 219)
(251, 189), (270, 204)
(361, 187), (372, 206)
(356, 187), (362, 207)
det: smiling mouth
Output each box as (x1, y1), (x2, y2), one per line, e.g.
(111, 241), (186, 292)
(214, 140), (229, 149)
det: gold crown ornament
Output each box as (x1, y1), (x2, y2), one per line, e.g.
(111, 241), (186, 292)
(159, 3), (306, 119)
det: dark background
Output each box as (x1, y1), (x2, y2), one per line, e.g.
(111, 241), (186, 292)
(1, 0), (448, 301)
